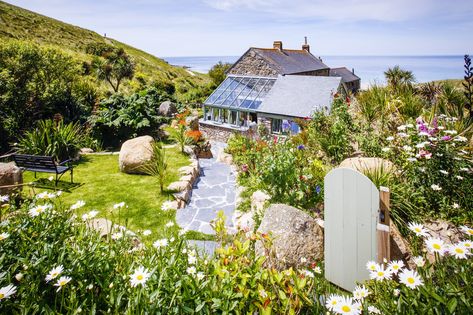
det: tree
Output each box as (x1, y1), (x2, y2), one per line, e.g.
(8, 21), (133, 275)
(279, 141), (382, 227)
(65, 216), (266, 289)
(208, 61), (232, 86)
(92, 48), (135, 92)
(384, 65), (416, 91)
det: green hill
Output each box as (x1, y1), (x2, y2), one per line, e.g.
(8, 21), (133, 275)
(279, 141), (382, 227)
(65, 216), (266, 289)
(0, 0), (210, 100)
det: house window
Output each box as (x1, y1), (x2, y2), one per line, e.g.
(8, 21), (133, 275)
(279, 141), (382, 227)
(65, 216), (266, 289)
(239, 112), (248, 127)
(230, 110), (238, 125)
(271, 119), (282, 134)
(212, 108), (220, 122)
(204, 106), (212, 121)
(221, 109), (228, 123)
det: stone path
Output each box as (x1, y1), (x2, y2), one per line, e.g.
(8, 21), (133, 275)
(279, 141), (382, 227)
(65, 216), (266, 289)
(176, 142), (236, 234)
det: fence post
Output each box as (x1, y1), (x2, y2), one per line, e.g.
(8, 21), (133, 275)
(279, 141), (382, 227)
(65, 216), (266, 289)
(377, 186), (390, 263)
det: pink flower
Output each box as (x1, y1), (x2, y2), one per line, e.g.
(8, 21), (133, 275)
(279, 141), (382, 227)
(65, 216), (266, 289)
(241, 164), (249, 172)
(441, 135), (451, 141)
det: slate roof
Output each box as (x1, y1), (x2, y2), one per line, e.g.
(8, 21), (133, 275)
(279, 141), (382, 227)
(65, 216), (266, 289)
(257, 75), (343, 118)
(329, 67), (360, 83)
(228, 47), (329, 75)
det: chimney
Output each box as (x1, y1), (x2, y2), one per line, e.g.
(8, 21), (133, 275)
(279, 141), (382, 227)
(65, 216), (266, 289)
(273, 41), (283, 51)
(302, 36), (310, 52)
(352, 68), (355, 74)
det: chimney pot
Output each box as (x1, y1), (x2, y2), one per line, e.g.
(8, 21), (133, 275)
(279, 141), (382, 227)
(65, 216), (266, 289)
(302, 36), (310, 52)
(352, 68), (355, 74)
(273, 41), (283, 51)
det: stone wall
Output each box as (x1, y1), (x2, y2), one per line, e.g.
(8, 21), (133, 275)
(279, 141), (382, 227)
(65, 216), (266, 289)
(200, 122), (247, 142)
(228, 50), (279, 77)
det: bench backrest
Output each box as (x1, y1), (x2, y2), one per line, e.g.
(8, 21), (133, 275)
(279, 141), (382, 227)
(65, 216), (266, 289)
(13, 154), (57, 170)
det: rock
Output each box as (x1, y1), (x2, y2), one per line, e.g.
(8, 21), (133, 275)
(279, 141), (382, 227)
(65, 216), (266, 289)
(216, 148), (233, 165)
(79, 148), (94, 155)
(168, 181), (189, 192)
(186, 115), (199, 131)
(179, 175), (193, 182)
(0, 162), (23, 195)
(158, 101), (177, 117)
(256, 204), (324, 269)
(118, 136), (154, 174)
(339, 157), (395, 173)
(179, 166), (195, 176)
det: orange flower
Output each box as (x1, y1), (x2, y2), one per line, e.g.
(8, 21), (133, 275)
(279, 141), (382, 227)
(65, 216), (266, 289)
(186, 130), (202, 142)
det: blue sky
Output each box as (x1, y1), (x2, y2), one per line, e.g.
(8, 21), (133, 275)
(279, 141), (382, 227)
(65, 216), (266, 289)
(6, 0), (473, 57)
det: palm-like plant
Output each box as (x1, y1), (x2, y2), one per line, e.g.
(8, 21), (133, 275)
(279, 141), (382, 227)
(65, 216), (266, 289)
(384, 66), (416, 91)
(92, 48), (134, 92)
(141, 142), (167, 192)
(166, 124), (192, 153)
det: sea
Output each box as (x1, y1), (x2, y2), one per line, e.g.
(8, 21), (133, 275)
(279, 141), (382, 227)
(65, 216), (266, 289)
(163, 55), (466, 88)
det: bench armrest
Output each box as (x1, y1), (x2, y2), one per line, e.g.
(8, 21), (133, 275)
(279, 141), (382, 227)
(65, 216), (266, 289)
(58, 159), (73, 166)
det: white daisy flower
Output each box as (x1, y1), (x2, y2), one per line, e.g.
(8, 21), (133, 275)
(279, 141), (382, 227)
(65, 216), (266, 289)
(0, 232), (9, 241)
(368, 305), (381, 314)
(326, 294), (342, 311)
(70, 200), (85, 210)
(430, 184), (442, 191)
(399, 269), (423, 289)
(161, 201), (176, 211)
(444, 130), (457, 135)
(36, 192), (56, 199)
(0, 284), (17, 300)
(153, 239), (168, 248)
(186, 266), (196, 275)
(387, 260), (404, 274)
(142, 230), (152, 236)
(418, 131), (430, 136)
(165, 221), (175, 228)
(81, 210), (99, 221)
(386, 136), (395, 141)
(335, 296), (362, 315)
(455, 136), (467, 142)
(439, 170), (449, 175)
(29, 204), (52, 217)
(196, 272), (205, 281)
(45, 265), (64, 282)
(113, 202), (126, 209)
(408, 222), (429, 237)
(54, 276), (72, 291)
(188, 255), (197, 265)
(370, 264), (392, 281)
(459, 240), (473, 249)
(366, 261), (378, 272)
(449, 243), (469, 259)
(460, 225), (473, 236)
(352, 285), (370, 300)
(402, 145), (413, 152)
(425, 237), (447, 256)
(301, 269), (314, 278)
(129, 266), (151, 287)
(455, 175), (464, 180)
(397, 125), (407, 131)
(111, 232), (123, 240)
(413, 256), (425, 267)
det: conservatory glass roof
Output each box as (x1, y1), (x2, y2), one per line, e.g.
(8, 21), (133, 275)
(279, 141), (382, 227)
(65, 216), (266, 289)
(204, 75), (276, 110)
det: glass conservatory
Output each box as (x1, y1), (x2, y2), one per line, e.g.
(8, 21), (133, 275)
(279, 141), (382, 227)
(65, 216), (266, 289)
(202, 75), (276, 128)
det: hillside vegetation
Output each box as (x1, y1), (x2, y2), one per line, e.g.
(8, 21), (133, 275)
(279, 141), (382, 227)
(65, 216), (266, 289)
(0, 0), (210, 99)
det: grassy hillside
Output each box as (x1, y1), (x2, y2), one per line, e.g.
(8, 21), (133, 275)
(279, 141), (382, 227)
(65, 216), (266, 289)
(0, 0), (210, 99)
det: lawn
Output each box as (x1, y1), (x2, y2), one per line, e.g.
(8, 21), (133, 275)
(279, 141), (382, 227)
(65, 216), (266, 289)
(22, 146), (191, 239)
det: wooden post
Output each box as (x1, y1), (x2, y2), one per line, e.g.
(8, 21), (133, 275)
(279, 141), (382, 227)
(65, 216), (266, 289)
(377, 186), (391, 263)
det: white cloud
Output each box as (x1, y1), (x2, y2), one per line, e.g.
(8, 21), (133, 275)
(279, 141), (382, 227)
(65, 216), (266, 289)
(204, 0), (471, 22)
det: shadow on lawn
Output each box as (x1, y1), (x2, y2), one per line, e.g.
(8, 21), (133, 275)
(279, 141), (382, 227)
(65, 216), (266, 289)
(28, 178), (83, 193)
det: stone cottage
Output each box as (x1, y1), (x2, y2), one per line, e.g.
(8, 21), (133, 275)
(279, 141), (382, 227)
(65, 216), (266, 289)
(199, 40), (360, 141)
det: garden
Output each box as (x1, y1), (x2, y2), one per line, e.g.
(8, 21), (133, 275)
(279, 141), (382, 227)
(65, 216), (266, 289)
(0, 44), (473, 313)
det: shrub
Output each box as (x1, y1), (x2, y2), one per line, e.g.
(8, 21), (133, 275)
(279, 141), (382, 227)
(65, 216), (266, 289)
(16, 119), (88, 161)
(141, 142), (168, 192)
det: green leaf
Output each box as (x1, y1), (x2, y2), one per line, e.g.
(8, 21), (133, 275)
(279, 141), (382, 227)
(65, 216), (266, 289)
(447, 298), (457, 313)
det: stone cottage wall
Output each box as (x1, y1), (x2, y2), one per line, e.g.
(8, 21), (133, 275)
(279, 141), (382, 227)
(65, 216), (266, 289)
(228, 50), (279, 77)
(200, 123), (249, 142)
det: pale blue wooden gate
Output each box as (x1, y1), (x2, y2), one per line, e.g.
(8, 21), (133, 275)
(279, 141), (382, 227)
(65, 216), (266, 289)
(324, 168), (379, 291)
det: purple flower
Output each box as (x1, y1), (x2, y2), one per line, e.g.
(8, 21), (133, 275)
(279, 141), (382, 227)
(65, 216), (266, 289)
(297, 144), (305, 150)
(315, 185), (321, 194)
(241, 164), (248, 172)
(441, 135), (451, 141)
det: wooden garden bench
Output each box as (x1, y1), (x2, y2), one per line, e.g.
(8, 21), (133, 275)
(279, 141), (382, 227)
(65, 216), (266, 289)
(13, 154), (74, 185)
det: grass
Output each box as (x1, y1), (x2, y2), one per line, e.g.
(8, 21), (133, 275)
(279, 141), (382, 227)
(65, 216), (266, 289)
(22, 146), (192, 239)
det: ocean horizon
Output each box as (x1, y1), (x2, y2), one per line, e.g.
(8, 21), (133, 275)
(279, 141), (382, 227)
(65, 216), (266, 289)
(163, 55), (466, 88)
